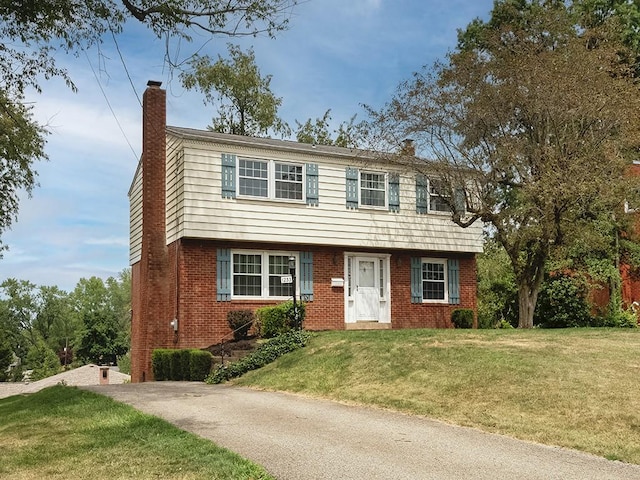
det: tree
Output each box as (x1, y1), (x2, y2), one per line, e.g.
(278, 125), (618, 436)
(0, 278), (75, 361)
(0, 337), (13, 381)
(25, 336), (60, 381)
(0, 0), (297, 249)
(295, 109), (363, 148)
(0, 94), (47, 255)
(365, 1), (640, 327)
(181, 45), (290, 137)
(72, 276), (129, 365)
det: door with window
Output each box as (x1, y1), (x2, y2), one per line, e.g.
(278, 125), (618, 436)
(345, 254), (390, 324)
(354, 257), (380, 321)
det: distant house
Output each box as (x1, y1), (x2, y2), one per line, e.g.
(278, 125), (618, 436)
(129, 81), (483, 382)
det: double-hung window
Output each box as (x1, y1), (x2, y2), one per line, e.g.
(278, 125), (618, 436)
(422, 258), (448, 302)
(238, 159), (268, 197)
(275, 163), (303, 200)
(232, 251), (297, 298)
(360, 171), (387, 207)
(238, 158), (304, 202)
(429, 179), (450, 213)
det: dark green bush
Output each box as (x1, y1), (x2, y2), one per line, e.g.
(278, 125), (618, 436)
(534, 274), (592, 328)
(256, 301), (306, 338)
(227, 309), (255, 340)
(206, 330), (312, 384)
(151, 349), (172, 381)
(190, 350), (214, 381)
(152, 349), (213, 381)
(451, 309), (474, 329)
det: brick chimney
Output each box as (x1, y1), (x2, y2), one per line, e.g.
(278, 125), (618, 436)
(130, 81), (171, 382)
(401, 138), (415, 156)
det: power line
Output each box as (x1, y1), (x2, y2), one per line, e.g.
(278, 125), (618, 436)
(84, 50), (139, 162)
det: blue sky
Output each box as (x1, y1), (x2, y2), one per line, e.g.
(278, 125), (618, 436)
(2, 0), (494, 292)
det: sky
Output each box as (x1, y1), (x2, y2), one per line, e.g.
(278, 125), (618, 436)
(2, 0), (495, 292)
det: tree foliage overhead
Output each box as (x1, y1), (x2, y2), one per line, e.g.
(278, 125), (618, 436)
(365, 0), (640, 328)
(0, 0), (297, 252)
(295, 109), (363, 148)
(181, 44), (290, 137)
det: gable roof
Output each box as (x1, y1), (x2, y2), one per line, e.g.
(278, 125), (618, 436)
(165, 126), (377, 161)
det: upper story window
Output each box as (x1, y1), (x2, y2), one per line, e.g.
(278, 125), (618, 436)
(275, 163), (303, 200)
(345, 167), (399, 211)
(360, 171), (387, 207)
(429, 179), (450, 213)
(222, 153), (319, 206)
(416, 175), (465, 215)
(239, 159), (268, 197)
(237, 157), (304, 202)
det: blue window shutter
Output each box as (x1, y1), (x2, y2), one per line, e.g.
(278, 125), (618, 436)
(411, 257), (423, 303)
(416, 175), (427, 214)
(388, 173), (400, 212)
(300, 252), (313, 301)
(448, 259), (460, 305)
(454, 187), (466, 215)
(221, 154), (236, 199)
(217, 248), (231, 301)
(346, 167), (359, 209)
(306, 163), (319, 206)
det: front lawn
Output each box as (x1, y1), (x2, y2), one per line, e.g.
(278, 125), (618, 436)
(0, 385), (273, 479)
(236, 328), (640, 464)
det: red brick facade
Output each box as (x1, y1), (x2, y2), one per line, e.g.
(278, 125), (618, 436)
(130, 82), (479, 382)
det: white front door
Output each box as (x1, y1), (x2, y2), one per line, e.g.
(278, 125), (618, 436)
(355, 257), (380, 321)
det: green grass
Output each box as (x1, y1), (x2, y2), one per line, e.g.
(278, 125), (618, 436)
(0, 385), (273, 480)
(236, 328), (640, 464)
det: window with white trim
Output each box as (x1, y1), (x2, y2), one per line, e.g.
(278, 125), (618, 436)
(232, 250), (297, 298)
(237, 158), (304, 201)
(422, 258), (448, 302)
(429, 179), (450, 213)
(360, 171), (386, 207)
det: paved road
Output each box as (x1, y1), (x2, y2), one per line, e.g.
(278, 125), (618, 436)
(83, 382), (640, 480)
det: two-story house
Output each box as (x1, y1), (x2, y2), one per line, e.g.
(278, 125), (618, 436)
(129, 81), (483, 382)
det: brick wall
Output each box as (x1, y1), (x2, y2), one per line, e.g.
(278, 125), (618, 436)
(130, 81), (173, 382)
(390, 254), (477, 329)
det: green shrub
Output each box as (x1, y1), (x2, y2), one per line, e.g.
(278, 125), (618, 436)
(116, 351), (131, 375)
(227, 309), (255, 340)
(451, 309), (474, 329)
(152, 349), (172, 381)
(256, 301), (306, 338)
(190, 350), (213, 381)
(534, 274), (592, 328)
(601, 308), (638, 328)
(498, 319), (514, 329)
(206, 330), (312, 384)
(152, 349), (213, 381)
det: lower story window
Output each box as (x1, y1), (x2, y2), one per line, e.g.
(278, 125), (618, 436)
(233, 251), (296, 298)
(422, 259), (447, 301)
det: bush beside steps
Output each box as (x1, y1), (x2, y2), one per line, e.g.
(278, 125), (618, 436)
(206, 330), (312, 384)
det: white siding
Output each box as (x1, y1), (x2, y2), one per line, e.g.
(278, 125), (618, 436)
(170, 136), (483, 253)
(129, 161), (143, 264)
(166, 135), (185, 244)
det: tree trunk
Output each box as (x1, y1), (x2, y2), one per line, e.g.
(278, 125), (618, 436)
(517, 283), (538, 328)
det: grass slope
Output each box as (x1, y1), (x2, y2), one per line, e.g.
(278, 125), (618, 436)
(0, 385), (273, 480)
(236, 328), (640, 464)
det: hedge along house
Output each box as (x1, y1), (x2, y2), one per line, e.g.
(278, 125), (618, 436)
(129, 81), (483, 382)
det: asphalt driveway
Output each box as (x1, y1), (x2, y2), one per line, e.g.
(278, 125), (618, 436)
(83, 382), (640, 480)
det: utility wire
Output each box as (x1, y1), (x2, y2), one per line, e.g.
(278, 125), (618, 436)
(84, 50), (139, 162)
